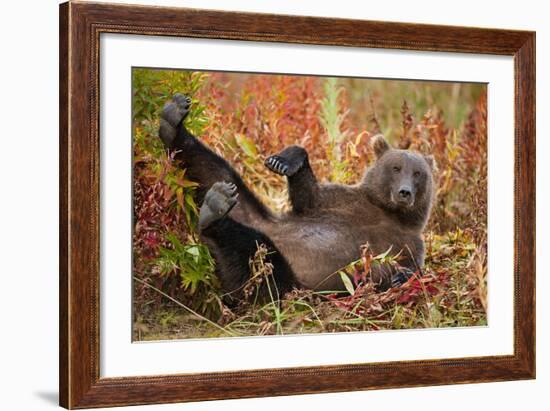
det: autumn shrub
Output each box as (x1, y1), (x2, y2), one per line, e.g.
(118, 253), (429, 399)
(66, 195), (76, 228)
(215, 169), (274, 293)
(132, 69), (221, 319)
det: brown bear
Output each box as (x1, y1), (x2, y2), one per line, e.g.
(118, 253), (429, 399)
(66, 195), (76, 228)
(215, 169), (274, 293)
(158, 94), (435, 298)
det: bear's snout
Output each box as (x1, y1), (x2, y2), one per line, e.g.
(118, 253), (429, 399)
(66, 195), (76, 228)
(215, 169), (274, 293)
(396, 185), (414, 206)
(399, 187), (411, 199)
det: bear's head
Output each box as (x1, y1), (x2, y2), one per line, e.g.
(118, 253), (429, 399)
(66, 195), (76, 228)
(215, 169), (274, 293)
(363, 135), (435, 226)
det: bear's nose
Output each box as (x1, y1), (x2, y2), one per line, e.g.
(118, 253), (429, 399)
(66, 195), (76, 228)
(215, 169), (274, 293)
(399, 188), (411, 199)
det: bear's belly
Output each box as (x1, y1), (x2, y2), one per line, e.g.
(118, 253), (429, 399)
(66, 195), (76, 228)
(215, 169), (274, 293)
(268, 222), (365, 291)
(262, 216), (422, 291)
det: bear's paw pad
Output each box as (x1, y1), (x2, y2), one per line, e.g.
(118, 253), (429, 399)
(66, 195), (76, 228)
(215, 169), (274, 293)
(198, 182), (238, 230)
(161, 94), (192, 128)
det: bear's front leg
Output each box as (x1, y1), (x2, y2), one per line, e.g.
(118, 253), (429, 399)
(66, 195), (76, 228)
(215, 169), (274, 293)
(265, 146), (320, 214)
(370, 264), (420, 291)
(264, 145), (308, 177)
(391, 267), (417, 288)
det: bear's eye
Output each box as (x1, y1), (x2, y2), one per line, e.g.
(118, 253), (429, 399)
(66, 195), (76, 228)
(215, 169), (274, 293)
(413, 171), (421, 178)
(392, 166), (401, 173)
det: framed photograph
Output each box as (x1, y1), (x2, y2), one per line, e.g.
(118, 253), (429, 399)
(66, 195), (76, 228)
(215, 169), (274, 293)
(59, 1), (535, 408)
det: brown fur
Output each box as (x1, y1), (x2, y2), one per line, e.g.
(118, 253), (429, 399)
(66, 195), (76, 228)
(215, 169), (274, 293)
(223, 135), (435, 291)
(160, 95), (435, 293)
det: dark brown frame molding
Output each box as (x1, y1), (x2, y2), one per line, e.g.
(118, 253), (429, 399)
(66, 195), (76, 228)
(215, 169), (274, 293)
(59, 1), (536, 408)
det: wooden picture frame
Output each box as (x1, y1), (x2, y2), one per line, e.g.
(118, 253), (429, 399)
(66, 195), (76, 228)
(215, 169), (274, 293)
(59, 1), (535, 408)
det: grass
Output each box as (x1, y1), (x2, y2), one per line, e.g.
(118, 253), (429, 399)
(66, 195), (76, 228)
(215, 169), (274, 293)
(131, 69), (487, 341)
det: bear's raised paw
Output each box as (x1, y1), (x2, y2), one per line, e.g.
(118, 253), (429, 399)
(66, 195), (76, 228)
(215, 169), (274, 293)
(265, 155), (291, 176)
(198, 182), (239, 231)
(159, 94), (192, 148)
(264, 145), (308, 177)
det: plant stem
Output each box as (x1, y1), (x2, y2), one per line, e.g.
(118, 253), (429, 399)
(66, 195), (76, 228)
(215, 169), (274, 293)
(133, 276), (237, 337)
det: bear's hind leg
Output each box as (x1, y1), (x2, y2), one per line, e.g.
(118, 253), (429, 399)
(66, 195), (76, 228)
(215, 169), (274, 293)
(199, 182), (297, 299)
(265, 145), (319, 214)
(159, 94), (192, 149)
(198, 182), (239, 231)
(159, 94), (271, 222)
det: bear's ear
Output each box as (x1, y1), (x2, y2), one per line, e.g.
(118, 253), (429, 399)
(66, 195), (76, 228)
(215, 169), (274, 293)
(371, 134), (390, 159)
(423, 154), (436, 171)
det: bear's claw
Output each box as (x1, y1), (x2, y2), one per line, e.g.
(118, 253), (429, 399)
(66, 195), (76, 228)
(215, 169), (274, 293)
(198, 182), (239, 230)
(391, 268), (416, 288)
(265, 146), (307, 177)
(265, 155), (291, 176)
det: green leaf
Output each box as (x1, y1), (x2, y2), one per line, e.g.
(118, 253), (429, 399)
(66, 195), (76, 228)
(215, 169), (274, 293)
(234, 133), (258, 158)
(175, 187), (184, 209)
(374, 245), (393, 260)
(184, 193), (199, 215)
(186, 245), (201, 262)
(339, 271), (355, 296)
